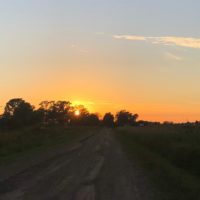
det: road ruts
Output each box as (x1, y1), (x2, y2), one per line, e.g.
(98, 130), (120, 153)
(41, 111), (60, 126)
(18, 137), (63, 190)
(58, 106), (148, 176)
(0, 129), (157, 200)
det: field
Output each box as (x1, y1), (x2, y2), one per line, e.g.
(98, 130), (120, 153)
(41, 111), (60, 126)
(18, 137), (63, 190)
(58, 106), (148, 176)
(0, 126), (94, 166)
(1, 125), (200, 199)
(115, 125), (200, 200)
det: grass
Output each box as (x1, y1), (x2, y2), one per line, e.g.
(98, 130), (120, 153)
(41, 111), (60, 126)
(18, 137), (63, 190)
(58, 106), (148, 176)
(0, 125), (94, 166)
(115, 125), (200, 200)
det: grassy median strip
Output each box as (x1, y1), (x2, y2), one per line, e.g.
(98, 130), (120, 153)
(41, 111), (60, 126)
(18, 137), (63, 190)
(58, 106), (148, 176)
(115, 126), (200, 200)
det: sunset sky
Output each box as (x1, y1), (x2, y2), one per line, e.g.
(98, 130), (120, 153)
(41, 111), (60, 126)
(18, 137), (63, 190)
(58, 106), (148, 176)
(1, 0), (200, 122)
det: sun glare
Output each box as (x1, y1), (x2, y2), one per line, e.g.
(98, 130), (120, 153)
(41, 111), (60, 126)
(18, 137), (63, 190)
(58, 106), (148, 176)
(75, 110), (80, 116)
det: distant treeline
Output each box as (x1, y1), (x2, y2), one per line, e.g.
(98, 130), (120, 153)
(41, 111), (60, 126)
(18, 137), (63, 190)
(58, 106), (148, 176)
(0, 98), (140, 130)
(1, 98), (199, 131)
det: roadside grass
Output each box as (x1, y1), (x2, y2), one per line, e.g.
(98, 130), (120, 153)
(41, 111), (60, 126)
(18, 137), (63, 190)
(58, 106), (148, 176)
(115, 125), (200, 200)
(0, 126), (95, 165)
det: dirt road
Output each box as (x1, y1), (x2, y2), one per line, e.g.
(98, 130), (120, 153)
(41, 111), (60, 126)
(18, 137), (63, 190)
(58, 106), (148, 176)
(0, 129), (156, 200)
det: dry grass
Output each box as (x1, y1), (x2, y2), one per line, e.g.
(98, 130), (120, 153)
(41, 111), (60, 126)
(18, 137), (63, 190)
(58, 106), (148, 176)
(0, 126), (93, 165)
(116, 125), (200, 200)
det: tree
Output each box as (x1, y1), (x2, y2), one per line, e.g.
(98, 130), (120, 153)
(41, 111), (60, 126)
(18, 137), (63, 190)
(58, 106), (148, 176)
(38, 101), (71, 124)
(2, 98), (34, 128)
(70, 105), (90, 125)
(14, 101), (34, 125)
(0, 115), (4, 130)
(129, 113), (139, 126)
(50, 101), (71, 124)
(3, 98), (25, 117)
(103, 113), (114, 127)
(70, 105), (100, 126)
(116, 110), (138, 126)
(86, 114), (100, 126)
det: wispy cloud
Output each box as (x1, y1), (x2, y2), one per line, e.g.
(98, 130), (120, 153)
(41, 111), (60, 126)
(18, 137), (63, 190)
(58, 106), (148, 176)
(114, 35), (146, 41)
(113, 35), (200, 49)
(164, 52), (183, 61)
(71, 44), (89, 54)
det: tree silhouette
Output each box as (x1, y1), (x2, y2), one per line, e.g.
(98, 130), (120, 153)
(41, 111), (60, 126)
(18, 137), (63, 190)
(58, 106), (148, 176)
(86, 113), (100, 126)
(39, 101), (71, 124)
(129, 113), (139, 126)
(103, 113), (114, 127)
(2, 98), (34, 128)
(0, 98), (142, 130)
(3, 98), (26, 117)
(116, 110), (138, 126)
(70, 105), (89, 125)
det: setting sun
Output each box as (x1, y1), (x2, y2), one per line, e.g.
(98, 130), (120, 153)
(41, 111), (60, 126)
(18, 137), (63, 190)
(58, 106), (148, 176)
(75, 110), (80, 116)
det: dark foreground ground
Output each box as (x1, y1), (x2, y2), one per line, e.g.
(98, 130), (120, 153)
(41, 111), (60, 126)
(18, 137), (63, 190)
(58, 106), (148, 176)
(116, 126), (200, 200)
(0, 128), (156, 200)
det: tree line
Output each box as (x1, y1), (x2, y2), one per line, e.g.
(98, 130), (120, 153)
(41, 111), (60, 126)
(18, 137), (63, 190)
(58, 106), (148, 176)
(0, 98), (139, 130)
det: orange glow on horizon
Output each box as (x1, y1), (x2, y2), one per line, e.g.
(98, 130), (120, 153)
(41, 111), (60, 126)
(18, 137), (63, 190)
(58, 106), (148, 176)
(71, 100), (94, 112)
(1, 98), (200, 123)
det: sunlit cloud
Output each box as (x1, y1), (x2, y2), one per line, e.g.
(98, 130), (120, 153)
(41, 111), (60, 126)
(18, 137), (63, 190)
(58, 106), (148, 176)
(113, 35), (146, 41)
(113, 35), (200, 49)
(164, 52), (183, 61)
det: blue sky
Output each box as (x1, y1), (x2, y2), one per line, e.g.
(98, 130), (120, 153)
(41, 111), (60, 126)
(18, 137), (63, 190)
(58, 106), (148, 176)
(1, 0), (200, 35)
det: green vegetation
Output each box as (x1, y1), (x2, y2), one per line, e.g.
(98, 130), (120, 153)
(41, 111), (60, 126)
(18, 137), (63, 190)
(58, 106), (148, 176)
(115, 126), (200, 200)
(0, 126), (93, 165)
